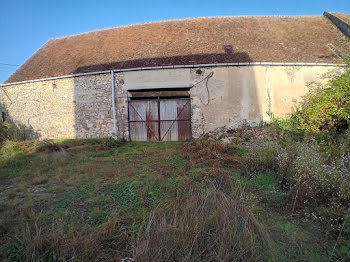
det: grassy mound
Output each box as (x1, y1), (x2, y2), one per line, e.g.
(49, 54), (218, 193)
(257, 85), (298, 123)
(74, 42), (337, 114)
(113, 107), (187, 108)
(0, 138), (349, 261)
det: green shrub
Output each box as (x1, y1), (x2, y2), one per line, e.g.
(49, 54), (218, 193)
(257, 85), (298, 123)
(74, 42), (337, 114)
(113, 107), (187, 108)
(340, 129), (350, 153)
(269, 113), (301, 134)
(247, 140), (288, 172)
(294, 67), (350, 134)
(269, 64), (350, 135)
(289, 139), (349, 207)
(253, 64), (350, 220)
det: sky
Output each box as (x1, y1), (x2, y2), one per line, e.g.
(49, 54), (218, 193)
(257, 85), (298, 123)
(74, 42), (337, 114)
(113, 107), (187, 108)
(1, 0), (350, 83)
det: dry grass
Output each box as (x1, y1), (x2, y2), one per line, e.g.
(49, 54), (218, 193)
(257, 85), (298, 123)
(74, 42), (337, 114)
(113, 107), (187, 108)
(12, 216), (130, 261)
(181, 139), (244, 168)
(133, 186), (270, 262)
(0, 138), (347, 261)
(7, 15), (349, 83)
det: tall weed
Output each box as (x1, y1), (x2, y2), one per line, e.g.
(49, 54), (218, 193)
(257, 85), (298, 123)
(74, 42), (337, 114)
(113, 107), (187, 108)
(248, 137), (350, 212)
(134, 186), (270, 262)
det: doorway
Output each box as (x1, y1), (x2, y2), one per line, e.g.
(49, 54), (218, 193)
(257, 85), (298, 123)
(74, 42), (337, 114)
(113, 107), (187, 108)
(128, 89), (191, 141)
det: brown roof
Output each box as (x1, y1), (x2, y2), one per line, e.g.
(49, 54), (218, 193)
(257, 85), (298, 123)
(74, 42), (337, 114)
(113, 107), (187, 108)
(6, 14), (350, 83)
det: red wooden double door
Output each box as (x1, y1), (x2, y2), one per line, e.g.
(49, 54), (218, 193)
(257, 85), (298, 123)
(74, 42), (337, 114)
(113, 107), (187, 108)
(128, 98), (191, 141)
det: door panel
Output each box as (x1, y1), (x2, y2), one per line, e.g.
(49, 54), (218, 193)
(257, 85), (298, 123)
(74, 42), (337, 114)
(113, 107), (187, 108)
(160, 121), (178, 141)
(177, 120), (191, 141)
(128, 98), (191, 141)
(129, 100), (158, 121)
(129, 121), (159, 141)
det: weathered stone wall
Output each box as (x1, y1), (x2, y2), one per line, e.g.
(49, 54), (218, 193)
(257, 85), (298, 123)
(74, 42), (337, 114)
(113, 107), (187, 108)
(116, 65), (341, 138)
(114, 73), (129, 139)
(0, 65), (342, 140)
(0, 78), (76, 139)
(0, 73), (113, 139)
(73, 74), (114, 138)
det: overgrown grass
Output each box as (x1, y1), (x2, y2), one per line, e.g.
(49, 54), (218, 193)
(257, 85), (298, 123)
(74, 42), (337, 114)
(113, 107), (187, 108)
(0, 138), (348, 261)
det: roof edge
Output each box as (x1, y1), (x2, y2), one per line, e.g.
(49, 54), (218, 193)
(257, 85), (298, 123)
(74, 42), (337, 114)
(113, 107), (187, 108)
(324, 11), (350, 37)
(52, 14), (325, 40)
(3, 39), (55, 84)
(1, 62), (346, 87)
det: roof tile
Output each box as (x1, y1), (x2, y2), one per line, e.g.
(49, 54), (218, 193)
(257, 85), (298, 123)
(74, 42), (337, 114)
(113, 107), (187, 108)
(6, 15), (350, 83)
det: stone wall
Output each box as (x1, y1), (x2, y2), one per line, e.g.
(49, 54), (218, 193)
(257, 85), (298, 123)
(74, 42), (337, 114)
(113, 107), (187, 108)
(0, 65), (342, 140)
(0, 78), (76, 139)
(0, 73), (114, 139)
(115, 65), (341, 138)
(73, 74), (114, 138)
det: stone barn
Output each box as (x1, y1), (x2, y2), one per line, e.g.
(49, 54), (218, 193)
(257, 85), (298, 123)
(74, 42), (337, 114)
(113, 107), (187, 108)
(1, 12), (350, 141)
